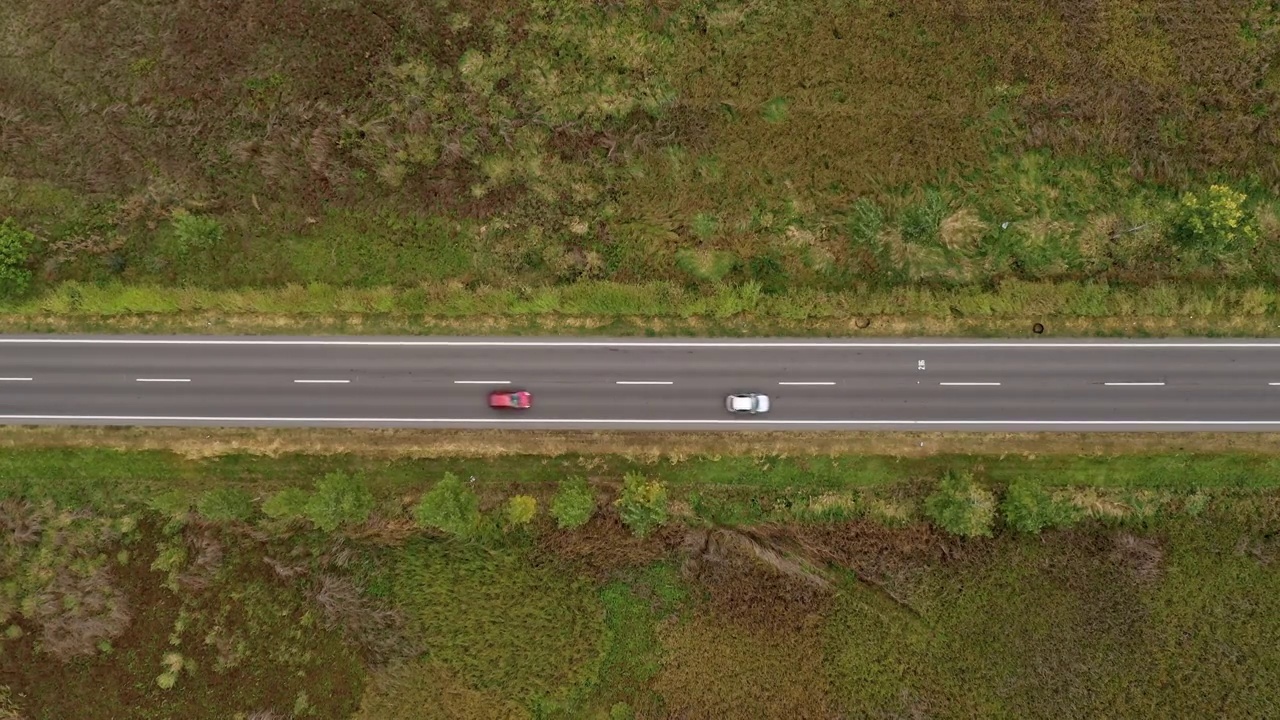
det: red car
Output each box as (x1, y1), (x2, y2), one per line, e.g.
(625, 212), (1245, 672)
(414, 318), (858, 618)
(488, 390), (533, 409)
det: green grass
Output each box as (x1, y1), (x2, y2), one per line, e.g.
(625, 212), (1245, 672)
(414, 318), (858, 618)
(822, 512), (1280, 717)
(5, 448), (1280, 516)
(386, 537), (605, 715)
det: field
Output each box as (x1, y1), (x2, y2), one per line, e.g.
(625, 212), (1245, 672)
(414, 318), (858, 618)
(3, 443), (1280, 718)
(3, 0), (1280, 331)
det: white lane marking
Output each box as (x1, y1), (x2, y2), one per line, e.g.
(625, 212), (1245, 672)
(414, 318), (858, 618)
(779, 381), (836, 386)
(0, 377), (32, 382)
(939, 382), (1001, 386)
(453, 380), (510, 385)
(616, 381), (674, 385)
(135, 378), (190, 383)
(293, 379), (351, 384)
(1269, 383), (1280, 386)
(5, 338), (1280, 348)
(1104, 382), (1166, 386)
(2, 415), (1280, 426)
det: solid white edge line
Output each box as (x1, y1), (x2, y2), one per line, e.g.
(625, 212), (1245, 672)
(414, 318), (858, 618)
(453, 380), (510, 384)
(135, 378), (191, 383)
(6, 338), (1280, 348)
(778, 381), (837, 386)
(0, 378), (32, 382)
(616, 381), (675, 385)
(939, 382), (1001, 386)
(1104, 382), (1166, 386)
(293, 379), (351, 384)
(2, 415), (1280, 426)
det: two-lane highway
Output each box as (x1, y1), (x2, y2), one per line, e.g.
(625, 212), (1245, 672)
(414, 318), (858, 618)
(4, 335), (1280, 430)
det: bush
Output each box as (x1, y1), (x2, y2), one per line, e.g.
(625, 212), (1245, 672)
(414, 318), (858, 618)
(924, 470), (996, 538)
(1171, 184), (1257, 257)
(413, 472), (481, 538)
(195, 487), (255, 522)
(505, 495), (538, 528)
(0, 218), (34, 298)
(1001, 478), (1078, 533)
(615, 473), (669, 538)
(262, 488), (310, 521)
(550, 477), (596, 529)
(304, 472), (375, 532)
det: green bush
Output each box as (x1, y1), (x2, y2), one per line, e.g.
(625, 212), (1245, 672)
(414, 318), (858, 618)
(303, 472), (374, 532)
(615, 473), (669, 538)
(924, 470), (996, 538)
(1001, 478), (1079, 533)
(550, 477), (596, 529)
(1170, 184), (1257, 257)
(505, 495), (538, 528)
(261, 488), (310, 521)
(413, 472), (481, 538)
(0, 218), (34, 298)
(195, 487), (255, 522)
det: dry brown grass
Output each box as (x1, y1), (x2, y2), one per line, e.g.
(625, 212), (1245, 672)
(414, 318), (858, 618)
(654, 614), (838, 720)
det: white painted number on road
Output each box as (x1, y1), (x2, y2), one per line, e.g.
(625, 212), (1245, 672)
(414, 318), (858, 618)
(918, 360), (926, 370)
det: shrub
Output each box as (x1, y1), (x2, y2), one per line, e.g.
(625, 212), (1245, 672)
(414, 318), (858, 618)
(550, 477), (596, 529)
(0, 218), (34, 298)
(616, 473), (669, 538)
(1170, 184), (1257, 257)
(1001, 478), (1078, 533)
(195, 487), (255, 523)
(924, 470), (996, 538)
(304, 472), (375, 532)
(505, 495), (537, 528)
(413, 472), (481, 538)
(262, 488), (310, 521)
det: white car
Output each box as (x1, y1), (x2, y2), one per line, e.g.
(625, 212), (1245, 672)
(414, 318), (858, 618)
(726, 393), (770, 414)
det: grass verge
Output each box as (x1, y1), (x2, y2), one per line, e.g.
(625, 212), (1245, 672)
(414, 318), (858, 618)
(1, 279), (1279, 338)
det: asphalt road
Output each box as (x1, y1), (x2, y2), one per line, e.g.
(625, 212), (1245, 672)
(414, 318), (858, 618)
(4, 335), (1280, 430)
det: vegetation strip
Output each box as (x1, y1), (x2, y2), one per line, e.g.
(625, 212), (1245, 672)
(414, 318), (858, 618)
(2, 444), (1279, 718)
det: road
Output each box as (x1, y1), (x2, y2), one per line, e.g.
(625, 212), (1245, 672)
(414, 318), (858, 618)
(2, 335), (1280, 430)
